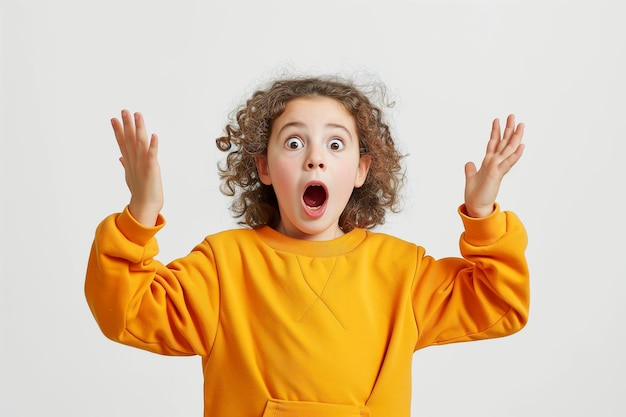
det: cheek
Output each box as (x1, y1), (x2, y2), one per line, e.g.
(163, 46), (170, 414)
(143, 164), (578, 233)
(268, 160), (298, 194)
(334, 158), (363, 187)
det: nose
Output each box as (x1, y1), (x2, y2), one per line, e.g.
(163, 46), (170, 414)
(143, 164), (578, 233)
(305, 145), (325, 170)
(307, 161), (325, 169)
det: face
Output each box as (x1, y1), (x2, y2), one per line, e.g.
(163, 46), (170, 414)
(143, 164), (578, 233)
(255, 96), (371, 241)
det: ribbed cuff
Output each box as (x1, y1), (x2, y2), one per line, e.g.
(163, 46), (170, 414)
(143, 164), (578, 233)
(458, 203), (506, 246)
(115, 205), (166, 246)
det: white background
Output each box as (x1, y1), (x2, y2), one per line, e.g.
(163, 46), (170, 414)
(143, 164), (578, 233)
(1, 0), (625, 416)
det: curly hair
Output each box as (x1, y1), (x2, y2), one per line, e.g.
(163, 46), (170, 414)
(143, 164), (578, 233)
(216, 75), (405, 232)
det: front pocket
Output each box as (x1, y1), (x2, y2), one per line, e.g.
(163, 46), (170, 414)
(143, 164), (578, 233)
(262, 399), (370, 417)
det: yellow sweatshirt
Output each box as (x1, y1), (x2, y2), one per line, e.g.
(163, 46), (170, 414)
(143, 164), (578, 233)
(85, 204), (529, 417)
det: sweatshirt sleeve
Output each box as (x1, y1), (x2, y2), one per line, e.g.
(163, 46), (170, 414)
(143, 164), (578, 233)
(84, 207), (219, 356)
(412, 204), (530, 350)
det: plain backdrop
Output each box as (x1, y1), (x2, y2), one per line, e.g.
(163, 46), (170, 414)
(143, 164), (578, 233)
(1, 0), (624, 416)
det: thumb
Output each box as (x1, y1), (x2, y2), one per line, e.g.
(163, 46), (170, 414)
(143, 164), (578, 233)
(464, 161), (477, 179)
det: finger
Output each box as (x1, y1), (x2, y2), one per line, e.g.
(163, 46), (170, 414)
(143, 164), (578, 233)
(486, 118), (501, 155)
(111, 117), (129, 160)
(506, 114), (516, 129)
(121, 109), (137, 161)
(499, 143), (525, 173)
(501, 121), (525, 158)
(133, 112), (150, 153)
(511, 121), (525, 145)
(496, 114), (516, 153)
(147, 133), (159, 161)
(464, 161), (477, 179)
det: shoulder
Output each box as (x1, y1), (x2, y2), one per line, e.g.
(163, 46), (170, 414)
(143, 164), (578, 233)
(359, 229), (422, 258)
(362, 229), (415, 246)
(203, 227), (259, 245)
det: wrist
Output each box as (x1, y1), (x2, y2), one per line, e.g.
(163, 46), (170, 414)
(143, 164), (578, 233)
(128, 200), (161, 226)
(464, 203), (495, 218)
(459, 203), (506, 246)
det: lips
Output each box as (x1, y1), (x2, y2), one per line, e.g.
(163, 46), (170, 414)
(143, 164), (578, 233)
(302, 183), (328, 218)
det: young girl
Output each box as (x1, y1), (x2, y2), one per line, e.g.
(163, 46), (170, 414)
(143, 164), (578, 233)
(85, 76), (529, 416)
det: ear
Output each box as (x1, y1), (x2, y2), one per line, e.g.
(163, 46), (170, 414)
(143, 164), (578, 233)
(255, 155), (272, 185)
(354, 155), (371, 188)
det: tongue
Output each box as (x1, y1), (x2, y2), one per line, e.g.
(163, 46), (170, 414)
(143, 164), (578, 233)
(303, 186), (326, 207)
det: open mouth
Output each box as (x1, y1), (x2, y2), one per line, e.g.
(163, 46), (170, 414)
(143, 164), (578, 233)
(303, 184), (327, 210)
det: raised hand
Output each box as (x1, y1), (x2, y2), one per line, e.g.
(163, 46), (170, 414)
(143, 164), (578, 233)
(463, 114), (525, 218)
(112, 110), (163, 226)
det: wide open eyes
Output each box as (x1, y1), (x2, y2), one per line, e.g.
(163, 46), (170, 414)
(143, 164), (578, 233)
(328, 138), (344, 151)
(285, 137), (304, 149)
(284, 136), (345, 151)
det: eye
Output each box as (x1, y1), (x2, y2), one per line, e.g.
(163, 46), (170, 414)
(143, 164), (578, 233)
(328, 138), (344, 151)
(285, 137), (304, 150)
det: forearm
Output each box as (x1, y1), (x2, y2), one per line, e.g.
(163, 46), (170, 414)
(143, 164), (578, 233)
(84, 208), (215, 356)
(413, 204), (530, 348)
(85, 209), (164, 346)
(459, 204), (530, 328)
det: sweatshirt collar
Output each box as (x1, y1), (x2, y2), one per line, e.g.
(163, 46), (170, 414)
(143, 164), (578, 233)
(255, 225), (367, 257)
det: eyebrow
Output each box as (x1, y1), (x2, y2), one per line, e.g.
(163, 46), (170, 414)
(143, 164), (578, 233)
(276, 122), (353, 140)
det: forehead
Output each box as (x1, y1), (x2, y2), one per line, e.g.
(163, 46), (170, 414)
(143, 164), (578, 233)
(273, 96), (357, 130)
